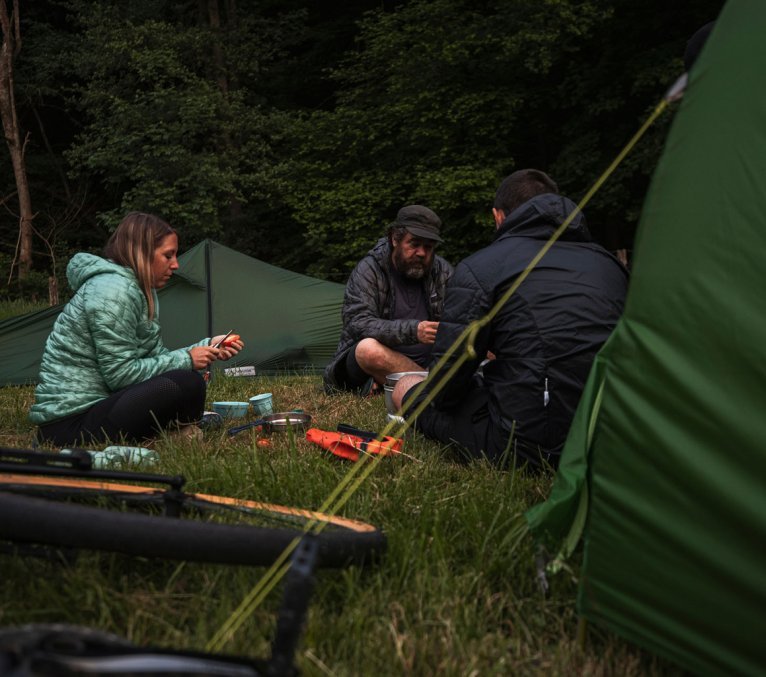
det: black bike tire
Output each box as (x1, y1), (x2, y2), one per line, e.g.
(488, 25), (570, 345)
(0, 623), (267, 676)
(0, 490), (385, 569)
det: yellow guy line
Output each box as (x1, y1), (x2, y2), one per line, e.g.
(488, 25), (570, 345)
(207, 96), (670, 652)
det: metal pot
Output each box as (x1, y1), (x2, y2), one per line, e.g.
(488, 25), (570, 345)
(227, 412), (312, 438)
(384, 384), (396, 415)
(384, 371), (428, 388)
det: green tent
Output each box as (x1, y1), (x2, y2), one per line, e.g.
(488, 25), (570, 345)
(526, 3), (766, 675)
(0, 240), (345, 385)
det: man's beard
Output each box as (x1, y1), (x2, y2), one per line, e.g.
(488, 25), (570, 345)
(393, 249), (431, 280)
(402, 263), (427, 280)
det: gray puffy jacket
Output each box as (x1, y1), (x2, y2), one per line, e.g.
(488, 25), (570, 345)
(323, 237), (453, 390)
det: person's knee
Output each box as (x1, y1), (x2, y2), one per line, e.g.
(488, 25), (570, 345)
(354, 338), (388, 373)
(162, 369), (206, 398)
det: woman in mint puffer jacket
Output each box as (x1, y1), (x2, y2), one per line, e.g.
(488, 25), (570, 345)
(29, 212), (243, 446)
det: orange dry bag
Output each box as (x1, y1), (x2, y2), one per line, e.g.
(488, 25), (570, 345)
(305, 425), (403, 462)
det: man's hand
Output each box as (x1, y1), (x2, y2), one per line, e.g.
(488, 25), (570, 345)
(417, 321), (439, 344)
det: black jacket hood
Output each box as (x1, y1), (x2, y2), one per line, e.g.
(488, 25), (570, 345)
(496, 193), (592, 243)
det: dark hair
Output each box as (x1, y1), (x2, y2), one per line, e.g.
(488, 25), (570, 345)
(104, 212), (176, 320)
(387, 224), (409, 246)
(493, 169), (559, 215)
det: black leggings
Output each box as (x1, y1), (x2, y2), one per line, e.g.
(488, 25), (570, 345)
(36, 370), (206, 447)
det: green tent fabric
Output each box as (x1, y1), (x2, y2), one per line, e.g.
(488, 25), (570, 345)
(526, 3), (766, 675)
(0, 240), (345, 385)
(159, 240), (345, 373)
(0, 304), (65, 386)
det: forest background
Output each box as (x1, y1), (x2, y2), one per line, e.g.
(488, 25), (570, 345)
(1, 0), (721, 302)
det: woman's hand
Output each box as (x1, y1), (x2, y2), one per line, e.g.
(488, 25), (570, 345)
(210, 333), (244, 361)
(189, 345), (221, 370)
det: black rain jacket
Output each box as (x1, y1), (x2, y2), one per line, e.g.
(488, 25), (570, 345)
(420, 194), (628, 454)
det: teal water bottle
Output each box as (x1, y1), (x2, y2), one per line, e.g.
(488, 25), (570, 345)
(60, 446), (159, 469)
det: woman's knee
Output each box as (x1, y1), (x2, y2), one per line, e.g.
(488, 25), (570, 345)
(153, 370), (206, 416)
(162, 369), (206, 396)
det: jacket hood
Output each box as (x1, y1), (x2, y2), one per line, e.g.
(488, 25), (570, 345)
(67, 253), (136, 293)
(496, 194), (592, 242)
(368, 237), (392, 267)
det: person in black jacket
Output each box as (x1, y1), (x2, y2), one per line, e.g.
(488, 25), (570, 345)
(393, 170), (628, 469)
(323, 205), (453, 394)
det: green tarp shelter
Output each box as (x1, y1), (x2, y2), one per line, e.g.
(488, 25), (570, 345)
(0, 240), (345, 385)
(526, 3), (766, 675)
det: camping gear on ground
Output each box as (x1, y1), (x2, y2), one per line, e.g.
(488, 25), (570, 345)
(60, 446), (158, 469)
(306, 424), (403, 462)
(211, 401), (250, 419)
(383, 371), (428, 416)
(526, 4), (766, 675)
(199, 411), (223, 430)
(228, 412), (312, 438)
(249, 392), (274, 416)
(0, 446), (384, 566)
(0, 446), (387, 674)
(0, 240), (345, 386)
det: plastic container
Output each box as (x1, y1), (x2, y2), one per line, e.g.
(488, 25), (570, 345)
(211, 401), (250, 419)
(249, 393), (274, 416)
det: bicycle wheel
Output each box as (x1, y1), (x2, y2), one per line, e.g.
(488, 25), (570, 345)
(0, 623), (267, 676)
(0, 474), (385, 569)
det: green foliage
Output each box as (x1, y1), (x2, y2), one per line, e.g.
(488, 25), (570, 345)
(1, 0), (724, 289)
(63, 1), (300, 242)
(0, 258), (50, 304)
(286, 0), (721, 275)
(286, 0), (615, 274)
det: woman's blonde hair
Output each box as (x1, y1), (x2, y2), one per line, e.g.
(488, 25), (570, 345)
(104, 212), (176, 321)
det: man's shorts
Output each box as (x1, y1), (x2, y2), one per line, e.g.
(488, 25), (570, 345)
(332, 341), (430, 395)
(332, 342), (373, 392)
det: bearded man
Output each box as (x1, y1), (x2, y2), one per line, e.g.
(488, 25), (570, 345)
(323, 205), (453, 394)
(392, 170), (628, 470)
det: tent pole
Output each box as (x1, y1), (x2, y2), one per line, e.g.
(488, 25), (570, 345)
(204, 239), (213, 340)
(576, 617), (588, 650)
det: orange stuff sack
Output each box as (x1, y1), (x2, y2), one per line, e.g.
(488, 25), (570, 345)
(305, 428), (402, 462)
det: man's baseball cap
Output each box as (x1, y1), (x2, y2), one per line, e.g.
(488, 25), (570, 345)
(394, 205), (443, 243)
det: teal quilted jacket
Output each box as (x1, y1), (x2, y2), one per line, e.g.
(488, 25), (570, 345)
(29, 253), (207, 425)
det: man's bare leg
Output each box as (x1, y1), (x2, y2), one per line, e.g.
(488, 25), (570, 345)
(355, 338), (426, 385)
(391, 373), (426, 410)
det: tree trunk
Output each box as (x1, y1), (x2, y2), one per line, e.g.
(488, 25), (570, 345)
(0, 0), (34, 280)
(48, 274), (59, 306)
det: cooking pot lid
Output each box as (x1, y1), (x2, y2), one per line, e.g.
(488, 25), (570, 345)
(261, 412), (312, 426)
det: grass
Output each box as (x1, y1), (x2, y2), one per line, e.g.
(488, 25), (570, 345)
(0, 298), (50, 321)
(0, 370), (682, 675)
